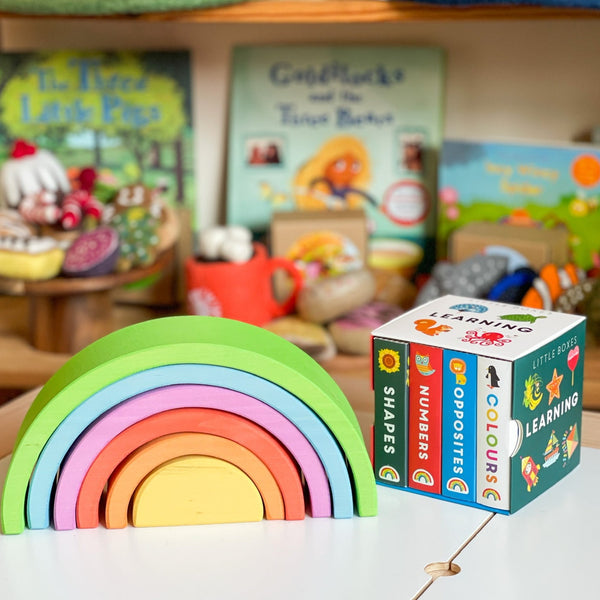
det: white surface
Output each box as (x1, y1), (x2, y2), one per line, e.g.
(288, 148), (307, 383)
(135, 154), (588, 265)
(3, 19), (600, 229)
(425, 446), (600, 599)
(0, 456), (489, 600)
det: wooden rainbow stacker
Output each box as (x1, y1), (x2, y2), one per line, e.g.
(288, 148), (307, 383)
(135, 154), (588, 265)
(0, 316), (376, 534)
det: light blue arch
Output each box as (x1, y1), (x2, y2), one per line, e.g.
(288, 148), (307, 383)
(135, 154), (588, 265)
(27, 365), (353, 528)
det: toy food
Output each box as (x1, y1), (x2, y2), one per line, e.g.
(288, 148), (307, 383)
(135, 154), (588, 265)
(372, 269), (417, 308)
(329, 301), (404, 355)
(0, 208), (34, 238)
(62, 227), (120, 277)
(285, 230), (363, 280)
(0, 140), (70, 209)
(198, 225), (253, 263)
(368, 238), (423, 278)
(264, 315), (336, 362)
(61, 168), (103, 230)
(296, 268), (376, 324)
(18, 190), (61, 226)
(0, 235), (65, 280)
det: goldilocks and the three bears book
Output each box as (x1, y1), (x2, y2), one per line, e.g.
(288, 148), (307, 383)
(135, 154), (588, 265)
(372, 294), (585, 514)
(227, 45), (445, 271)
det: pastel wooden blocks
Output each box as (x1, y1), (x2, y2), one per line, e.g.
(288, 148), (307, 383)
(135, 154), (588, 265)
(1, 316), (376, 534)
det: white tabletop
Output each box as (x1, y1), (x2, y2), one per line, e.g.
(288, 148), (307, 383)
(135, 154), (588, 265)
(425, 446), (600, 599)
(2, 447), (596, 600)
(0, 454), (489, 600)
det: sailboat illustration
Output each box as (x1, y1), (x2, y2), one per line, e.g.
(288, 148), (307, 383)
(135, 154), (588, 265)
(543, 431), (560, 468)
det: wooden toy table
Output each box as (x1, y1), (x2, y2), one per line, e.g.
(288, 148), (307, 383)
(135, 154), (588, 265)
(0, 388), (598, 599)
(0, 248), (174, 354)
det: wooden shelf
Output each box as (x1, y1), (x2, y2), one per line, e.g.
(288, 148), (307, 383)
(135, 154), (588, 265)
(1, 1), (600, 24)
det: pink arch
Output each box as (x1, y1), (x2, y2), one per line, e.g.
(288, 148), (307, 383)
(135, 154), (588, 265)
(53, 385), (332, 530)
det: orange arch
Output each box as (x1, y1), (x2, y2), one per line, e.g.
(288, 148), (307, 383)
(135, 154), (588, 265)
(104, 432), (285, 529)
(77, 408), (304, 528)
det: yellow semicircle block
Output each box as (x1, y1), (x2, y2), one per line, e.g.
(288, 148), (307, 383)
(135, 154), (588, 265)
(132, 455), (264, 527)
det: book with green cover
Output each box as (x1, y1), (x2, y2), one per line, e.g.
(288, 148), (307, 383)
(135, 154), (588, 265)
(510, 323), (585, 512)
(0, 50), (195, 212)
(438, 138), (600, 271)
(372, 337), (409, 487)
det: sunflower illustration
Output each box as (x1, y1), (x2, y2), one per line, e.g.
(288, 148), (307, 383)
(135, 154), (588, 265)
(378, 348), (401, 374)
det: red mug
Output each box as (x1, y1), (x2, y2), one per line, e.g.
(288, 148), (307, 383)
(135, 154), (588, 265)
(185, 242), (303, 326)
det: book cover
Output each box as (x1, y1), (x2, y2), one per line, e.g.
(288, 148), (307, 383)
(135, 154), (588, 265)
(372, 337), (409, 487)
(438, 138), (600, 271)
(510, 321), (586, 512)
(476, 355), (512, 511)
(441, 349), (477, 503)
(408, 343), (443, 494)
(0, 50), (195, 211)
(227, 45), (445, 271)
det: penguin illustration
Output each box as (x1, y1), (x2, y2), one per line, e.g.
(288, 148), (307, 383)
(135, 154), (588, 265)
(486, 365), (500, 389)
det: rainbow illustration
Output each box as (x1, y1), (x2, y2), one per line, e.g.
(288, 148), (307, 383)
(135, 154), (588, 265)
(378, 466), (400, 483)
(446, 478), (469, 494)
(0, 316), (377, 534)
(482, 488), (502, 502)
(411, 469), (434, 487)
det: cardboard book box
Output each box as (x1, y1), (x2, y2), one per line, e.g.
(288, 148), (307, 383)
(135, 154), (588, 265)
(371, 294), (585, 514)
(449, 221), (571, 272)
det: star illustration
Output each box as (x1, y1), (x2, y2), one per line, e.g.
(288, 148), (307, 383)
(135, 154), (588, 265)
(546, 368), (563, 405)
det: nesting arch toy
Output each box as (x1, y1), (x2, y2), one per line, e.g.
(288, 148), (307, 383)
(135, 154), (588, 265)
(1, 316), (376, 534)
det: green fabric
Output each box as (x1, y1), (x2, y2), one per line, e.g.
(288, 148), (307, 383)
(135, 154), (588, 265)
(0, 0), (243, 15)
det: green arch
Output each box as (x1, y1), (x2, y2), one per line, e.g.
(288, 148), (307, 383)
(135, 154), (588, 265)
(1, 316), (376, 534)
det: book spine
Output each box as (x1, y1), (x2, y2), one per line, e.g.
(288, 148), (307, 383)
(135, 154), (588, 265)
(372, 337), (409, 488)
(408, 343), (443, 495)
(476, 356), (512, 511)
(441, 350), (477, 503)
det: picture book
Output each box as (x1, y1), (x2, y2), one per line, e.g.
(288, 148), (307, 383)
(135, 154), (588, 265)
(441, 349), (477, 503)
(438, 138), (600, 271)
(476, 355), (511, 511)
(408, 343), (443, 494)
(0, 50), (195, 213)
(227, 45), (445, 271)
(372, 337), (409, 487)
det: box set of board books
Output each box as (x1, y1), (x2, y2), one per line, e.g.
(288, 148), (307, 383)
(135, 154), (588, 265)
(371, 294), (585, 513)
